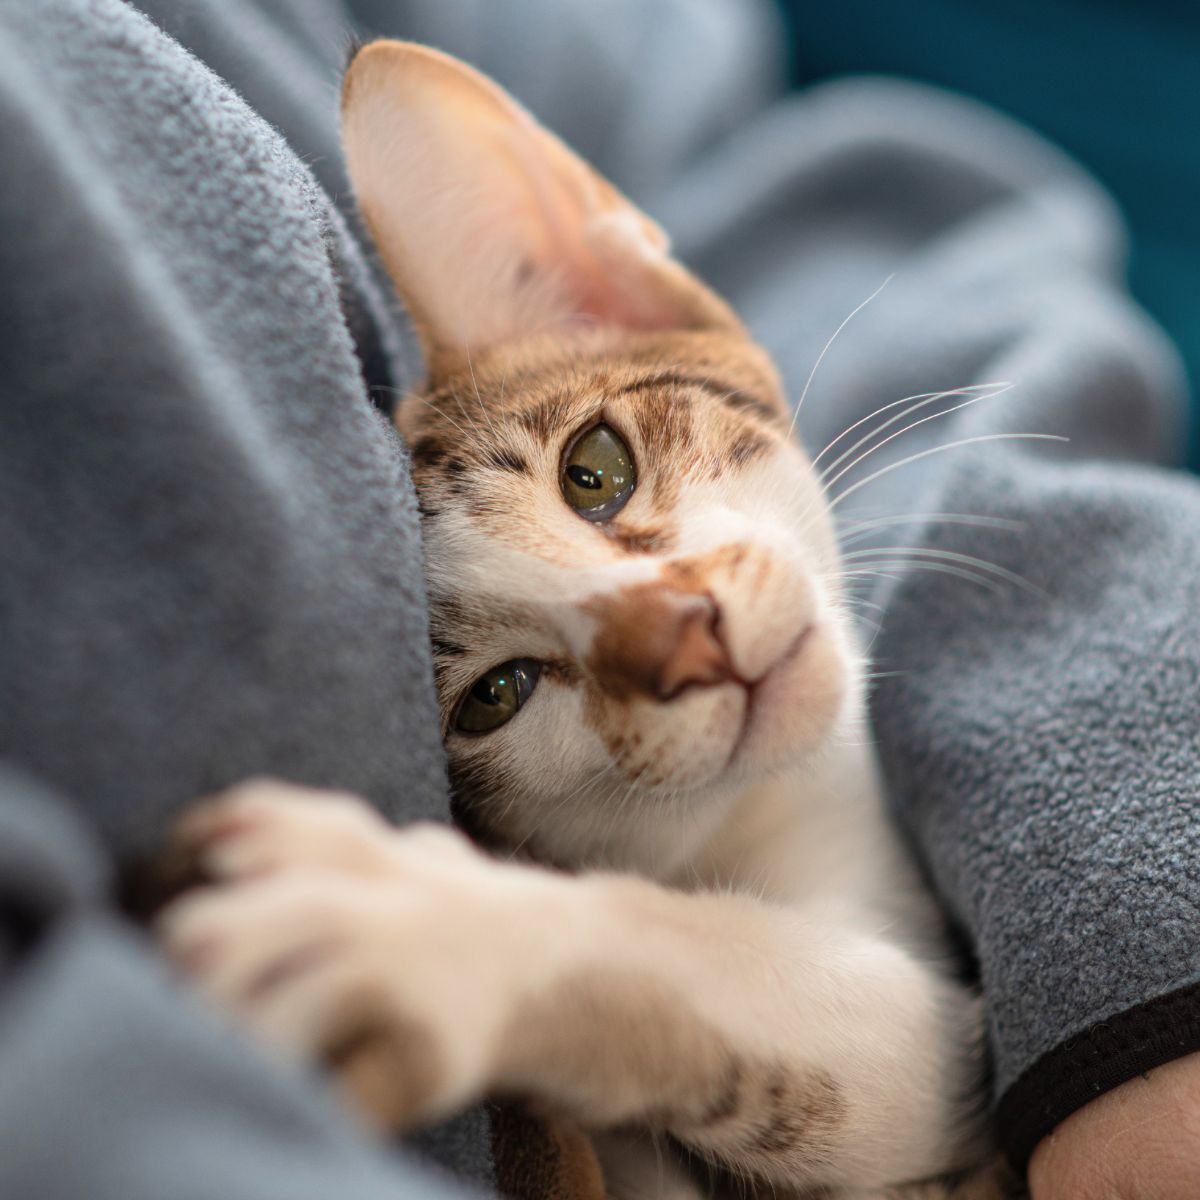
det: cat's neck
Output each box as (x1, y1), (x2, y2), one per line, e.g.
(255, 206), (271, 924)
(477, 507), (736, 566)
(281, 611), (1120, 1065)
(667, 733), (945, 941)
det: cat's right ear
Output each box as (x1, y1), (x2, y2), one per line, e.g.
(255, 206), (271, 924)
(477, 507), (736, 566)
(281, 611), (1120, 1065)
(340, 41), (740, 381)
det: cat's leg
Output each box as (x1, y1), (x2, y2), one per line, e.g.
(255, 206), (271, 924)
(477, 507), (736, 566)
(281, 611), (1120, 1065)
(161, 782), (989, 1196)
(474, 880), (990, 1196)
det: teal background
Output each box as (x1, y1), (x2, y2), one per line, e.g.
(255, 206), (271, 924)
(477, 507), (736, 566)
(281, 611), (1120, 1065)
(778, 1), (1199, 468)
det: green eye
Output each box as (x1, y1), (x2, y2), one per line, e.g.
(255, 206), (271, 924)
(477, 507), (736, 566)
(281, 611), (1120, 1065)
(454, 659), (541, 735)
(562, 424), (636, 520)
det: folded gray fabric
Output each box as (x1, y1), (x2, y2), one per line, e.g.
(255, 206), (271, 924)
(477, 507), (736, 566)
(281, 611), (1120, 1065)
(2, 0), (1198, 1195)
(0, 768), (486, 1200)
(0, 0), (480, 1189)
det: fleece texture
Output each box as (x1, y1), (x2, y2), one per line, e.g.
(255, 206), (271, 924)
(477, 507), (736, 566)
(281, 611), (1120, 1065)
(0, 0), (1197, 1193)
(0, 0), (481, 1190)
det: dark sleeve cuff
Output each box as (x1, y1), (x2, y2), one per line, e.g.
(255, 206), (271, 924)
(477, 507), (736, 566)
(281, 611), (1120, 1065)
(996, 979), (1200, 1172)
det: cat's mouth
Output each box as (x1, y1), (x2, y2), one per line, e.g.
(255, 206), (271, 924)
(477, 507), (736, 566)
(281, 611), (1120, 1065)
(724, 622), (817, 770)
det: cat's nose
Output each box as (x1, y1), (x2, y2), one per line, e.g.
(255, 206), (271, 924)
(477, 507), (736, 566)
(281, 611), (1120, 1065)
(587, 587), (733, 701)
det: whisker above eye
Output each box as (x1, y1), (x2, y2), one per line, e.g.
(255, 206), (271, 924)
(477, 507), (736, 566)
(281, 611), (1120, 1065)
(465, 344), (502, 442)
(788, 273), (894, 439)
(405, 389), (485, 445)
(783, 394), (1011, 546)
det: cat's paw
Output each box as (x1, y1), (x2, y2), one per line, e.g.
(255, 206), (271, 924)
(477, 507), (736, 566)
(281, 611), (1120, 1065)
(173, 777), (399, 881)
(159, 800), (561, 1130)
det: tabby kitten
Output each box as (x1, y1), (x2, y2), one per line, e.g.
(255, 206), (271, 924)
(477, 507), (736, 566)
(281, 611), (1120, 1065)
(162, 42), (1005, 1200)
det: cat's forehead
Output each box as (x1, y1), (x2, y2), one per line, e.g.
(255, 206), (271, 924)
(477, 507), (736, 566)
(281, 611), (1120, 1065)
(402, 329), (786, 452)
(401, 329), (791, 551)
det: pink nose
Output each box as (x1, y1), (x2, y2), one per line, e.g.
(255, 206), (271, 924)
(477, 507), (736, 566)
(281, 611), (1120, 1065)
(587, 585), (733, 701)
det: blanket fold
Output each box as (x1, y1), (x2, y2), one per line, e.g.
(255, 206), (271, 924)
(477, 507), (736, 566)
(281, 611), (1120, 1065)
(1, 0), (1197, 1193)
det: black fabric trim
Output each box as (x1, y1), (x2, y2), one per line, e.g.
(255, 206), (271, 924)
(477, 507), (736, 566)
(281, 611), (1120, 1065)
(997, 978), (1200, 1174)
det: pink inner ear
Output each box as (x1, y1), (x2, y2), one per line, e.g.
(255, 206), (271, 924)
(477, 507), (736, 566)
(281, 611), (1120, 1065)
(570, 256), (694, 332)
(342, 41), (734, 359)
(504, 136), (686, 334)
(573, 281), (681, 332)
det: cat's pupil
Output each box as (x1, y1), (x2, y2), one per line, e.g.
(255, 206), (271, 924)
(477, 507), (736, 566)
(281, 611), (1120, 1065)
(567, 465), (603, 491)
(473, 676), (506, 705)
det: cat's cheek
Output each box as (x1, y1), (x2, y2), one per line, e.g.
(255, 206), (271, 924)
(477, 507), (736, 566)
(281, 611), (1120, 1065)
(588, 685), (746, 791)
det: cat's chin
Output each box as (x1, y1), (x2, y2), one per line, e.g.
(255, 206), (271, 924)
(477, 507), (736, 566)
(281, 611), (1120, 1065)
(721, 621), (852, 781)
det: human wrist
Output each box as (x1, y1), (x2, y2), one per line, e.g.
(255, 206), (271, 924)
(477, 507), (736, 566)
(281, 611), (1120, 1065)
(1028, 1051), (1200, 1199)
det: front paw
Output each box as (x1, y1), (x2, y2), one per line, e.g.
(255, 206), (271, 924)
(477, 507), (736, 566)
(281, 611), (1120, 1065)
(159, 815), (563, 1130)
(172, 777), (400, 882)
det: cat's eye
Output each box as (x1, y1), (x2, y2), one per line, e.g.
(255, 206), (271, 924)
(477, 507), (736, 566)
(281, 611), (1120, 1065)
(454, 659), (541, 734)
(561, 424), (636, 520)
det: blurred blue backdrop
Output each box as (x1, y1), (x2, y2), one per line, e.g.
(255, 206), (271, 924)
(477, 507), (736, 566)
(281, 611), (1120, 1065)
(778, 0), (1200, 468)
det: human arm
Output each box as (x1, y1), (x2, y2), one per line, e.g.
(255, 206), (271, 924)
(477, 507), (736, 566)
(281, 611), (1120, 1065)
(1029, 1051), (1200, 1200)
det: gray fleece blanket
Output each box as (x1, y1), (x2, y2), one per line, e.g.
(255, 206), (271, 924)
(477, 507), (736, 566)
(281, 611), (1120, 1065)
(1, 0), (1197, 1195)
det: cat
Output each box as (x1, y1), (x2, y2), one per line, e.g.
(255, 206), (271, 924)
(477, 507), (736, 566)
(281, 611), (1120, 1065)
(160, 41), (1009, 1200)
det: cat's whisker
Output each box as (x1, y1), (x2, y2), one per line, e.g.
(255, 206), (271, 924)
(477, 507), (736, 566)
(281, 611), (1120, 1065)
(405, 389), (484, 445)
(371, 380), (463, 429)
(839, 567), (907, 589)
(810, 381), (1005, 473)
(447, 388), (493, 442)
(819, 383), (1016, 499)
(841, 560), (1006, 594)
(402, 382), (477, 449)
(838, 511), (1022, 546)
(861, 615), (887, 654)
(464, 345), (502, 442)
(842, 557), (997, 582)
(788, 273), (894, 438)
(841, 545), (1045, 596)
(783, 385), (1009, 536)
(828, 431), (1068, 512)
(847, 616), (885, 645)
(851, 620), (886, 648)
(368, 382), (406, 399)
(841, 595), (887, 616)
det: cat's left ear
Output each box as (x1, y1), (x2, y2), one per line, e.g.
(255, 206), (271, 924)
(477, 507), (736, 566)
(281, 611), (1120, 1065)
(340, 40), (741, 379)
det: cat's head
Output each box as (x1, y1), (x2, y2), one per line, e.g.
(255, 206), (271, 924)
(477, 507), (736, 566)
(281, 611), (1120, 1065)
(342, 43), (863, 874)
